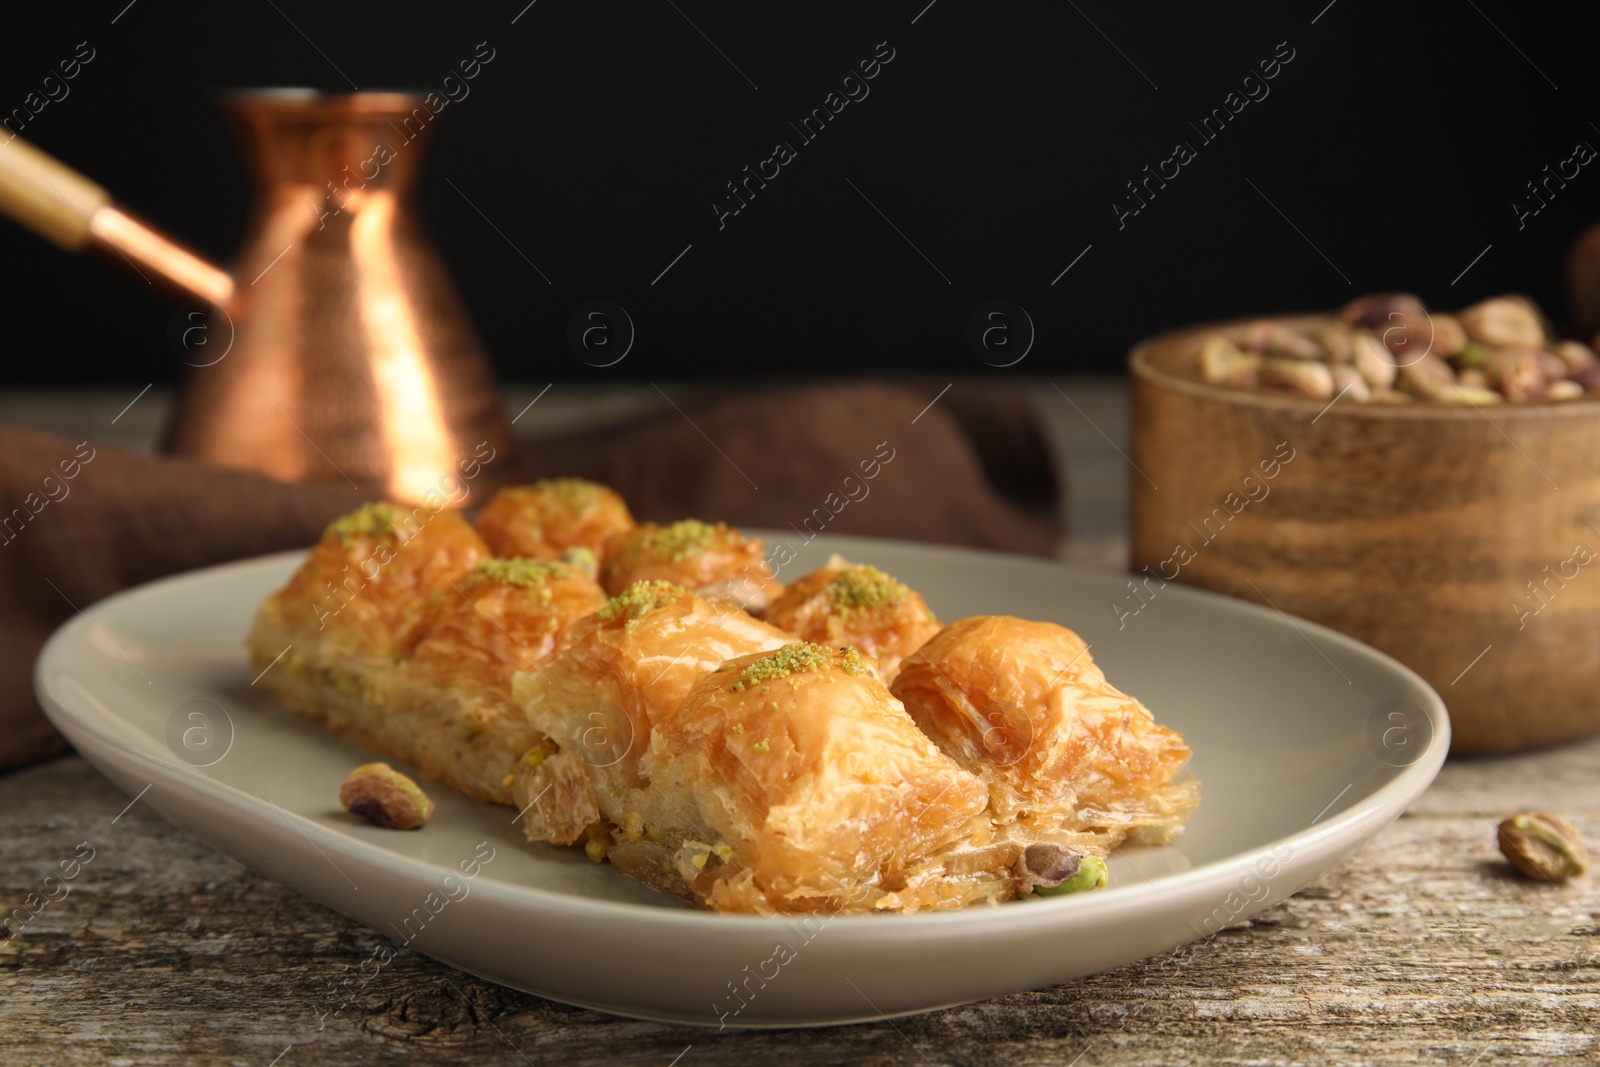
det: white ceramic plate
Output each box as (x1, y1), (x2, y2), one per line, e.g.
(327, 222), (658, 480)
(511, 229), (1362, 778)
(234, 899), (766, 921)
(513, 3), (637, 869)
(35, 532), (1448, 1027)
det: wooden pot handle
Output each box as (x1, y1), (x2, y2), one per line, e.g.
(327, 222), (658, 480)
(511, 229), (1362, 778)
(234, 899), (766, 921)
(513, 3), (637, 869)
(0, 136), (110, 251)
(0, 135), (231, 305)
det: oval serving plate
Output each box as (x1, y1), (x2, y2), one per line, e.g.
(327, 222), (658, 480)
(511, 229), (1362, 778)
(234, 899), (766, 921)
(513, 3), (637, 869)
(35, 532), (1447, 1027)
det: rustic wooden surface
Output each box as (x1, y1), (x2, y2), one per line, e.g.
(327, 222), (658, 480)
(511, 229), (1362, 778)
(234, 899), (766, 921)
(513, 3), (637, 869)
(2, 741), (1597, 1066)
(4, 384), (1597, 1064)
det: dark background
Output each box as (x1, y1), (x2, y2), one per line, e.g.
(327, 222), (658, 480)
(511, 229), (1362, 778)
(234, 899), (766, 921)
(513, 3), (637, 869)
(2, 0), (1597, 385)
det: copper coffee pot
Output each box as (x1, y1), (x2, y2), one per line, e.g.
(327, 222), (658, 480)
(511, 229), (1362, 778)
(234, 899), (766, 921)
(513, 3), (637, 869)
(0, 90), (514, 505)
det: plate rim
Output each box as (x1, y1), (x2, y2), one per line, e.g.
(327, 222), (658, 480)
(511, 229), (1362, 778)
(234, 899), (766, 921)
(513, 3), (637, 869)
(34, 536), (1451, 934)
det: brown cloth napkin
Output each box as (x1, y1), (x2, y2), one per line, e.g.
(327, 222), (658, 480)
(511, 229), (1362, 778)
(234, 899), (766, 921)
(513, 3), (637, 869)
(1, 381), (1060, 771)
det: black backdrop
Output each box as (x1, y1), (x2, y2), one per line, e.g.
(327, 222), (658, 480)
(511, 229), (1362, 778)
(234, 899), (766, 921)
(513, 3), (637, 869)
(2, 1), (1597, 385)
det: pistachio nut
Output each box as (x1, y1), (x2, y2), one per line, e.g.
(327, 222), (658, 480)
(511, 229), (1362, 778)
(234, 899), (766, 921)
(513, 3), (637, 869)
(1535, 350), (1571, 383)
(1428, 313), (1469, 358)
(1381, 308), (1456, 363)
(1036, 856), (1108, 896)
(561, 545), (600, 581)
(1437, 384), (1503, 405)
(1497, 812), (1589, 882)
(1396, 353), (1457, 399)
(1192, 294), (1577, 405)
(1458, 296), (1545, 348)
(1484, 347), (1548, 402)
(1554, 340), (1599, 374)
(1339, 291), (1427, 331)
(1329, 365), (1371, 402)
(1317, 324), (1355, 365)
(1015, 842), (1109, 896)
(1199, 335), (1261, 389)
(1260, 357), (1335, 399)
(1573, 363), (1600, 393)
(1244, 320), (1323, 359)
(339, 762), (434, 829)
(1352, 329), (1398, 390)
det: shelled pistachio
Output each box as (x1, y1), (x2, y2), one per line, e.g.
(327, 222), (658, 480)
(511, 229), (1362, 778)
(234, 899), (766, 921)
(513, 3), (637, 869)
(1497, 812), (1589, 882)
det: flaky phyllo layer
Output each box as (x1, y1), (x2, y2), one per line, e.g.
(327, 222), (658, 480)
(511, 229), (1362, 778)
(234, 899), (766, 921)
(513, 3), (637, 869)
(249, 488), (1199, 914)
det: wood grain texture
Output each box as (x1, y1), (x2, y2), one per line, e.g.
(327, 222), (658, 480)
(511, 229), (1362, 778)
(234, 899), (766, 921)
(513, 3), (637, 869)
(0, 136), (107, 251)
(1130, 321), (1600, 754)
(2, 744), (1596, 1067)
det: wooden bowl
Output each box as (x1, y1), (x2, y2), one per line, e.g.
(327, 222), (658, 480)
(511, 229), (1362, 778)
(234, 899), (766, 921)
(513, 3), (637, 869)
(1129, 315), (1600, 754)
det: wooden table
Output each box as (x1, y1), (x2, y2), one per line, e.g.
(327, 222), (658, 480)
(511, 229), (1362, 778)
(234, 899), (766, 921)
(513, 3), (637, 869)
(3, 385), (1597, 1066)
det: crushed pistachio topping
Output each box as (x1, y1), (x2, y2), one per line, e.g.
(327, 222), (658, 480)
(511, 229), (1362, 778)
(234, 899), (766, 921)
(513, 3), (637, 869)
(494, 481), (609, 543)
(506, 479), (603, 521)
(595, 580), (685, 628)
(561, 545), (599, 576)
(827, 564), (910, 616)
(732, 643), (827, 690)
(730, 643), (865, 691)
(634, 519), (723, 563)
(328, 502), (403, 546)
(518, 739), (559, 772)
(321, 667), (365, 698)
(731, 723), (744, 735)
(464, 557), (572, 588)
(535, 478), (602, 507)
(753, 739), (770, 753)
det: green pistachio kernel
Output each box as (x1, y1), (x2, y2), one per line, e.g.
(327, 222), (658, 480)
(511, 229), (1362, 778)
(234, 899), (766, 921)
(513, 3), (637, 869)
(637, 519), (721, 563)
(827, 564), (910, 616)
(595, 580), (685, 627)
(465, 558), (572, 588)
(328, 503), (403, 546)
(1034, 855), (1108, 896)
(731, 643), (865, 690)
